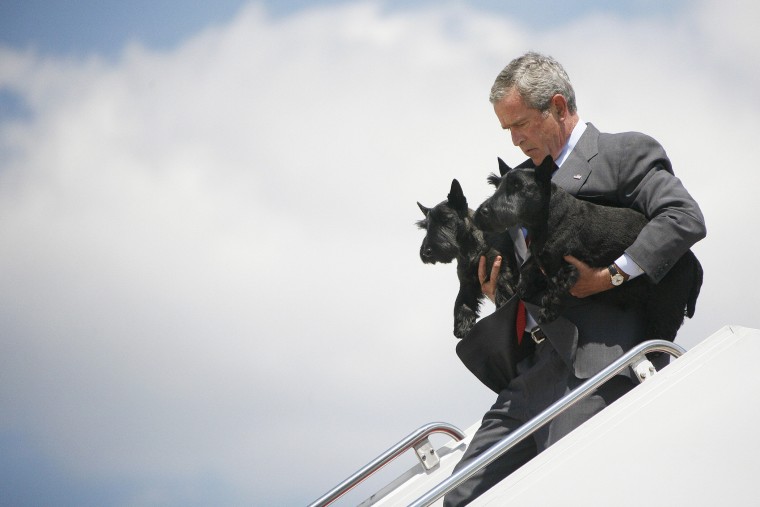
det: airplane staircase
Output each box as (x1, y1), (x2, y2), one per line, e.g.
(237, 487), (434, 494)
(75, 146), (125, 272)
(308, 325), (760, 506)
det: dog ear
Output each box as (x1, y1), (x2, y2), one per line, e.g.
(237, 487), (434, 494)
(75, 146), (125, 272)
(497, 157), (512, 176)
(447, 179), (468, 213)
(535, 155), (557, 185)
(487, 173), (502, 187)
(417, 202), (431, 216)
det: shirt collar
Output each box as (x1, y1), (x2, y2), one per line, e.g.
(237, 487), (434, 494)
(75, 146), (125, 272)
(555, 119), (587, 168)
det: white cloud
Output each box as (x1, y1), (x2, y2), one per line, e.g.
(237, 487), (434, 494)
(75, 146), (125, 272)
(0, 0), (758, 504)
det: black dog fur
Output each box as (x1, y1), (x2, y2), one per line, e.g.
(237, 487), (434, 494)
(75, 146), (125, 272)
(475, 155), (703, 342)
(417, 179), (519, 338)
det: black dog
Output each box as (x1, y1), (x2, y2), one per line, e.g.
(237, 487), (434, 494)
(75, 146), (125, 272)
(475, 155), (703, 342)
(417, 179), (518, 338)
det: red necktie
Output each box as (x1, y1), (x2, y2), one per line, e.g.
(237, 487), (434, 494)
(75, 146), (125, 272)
(514, 229), (530, 345)
(516, 300), (526, 345)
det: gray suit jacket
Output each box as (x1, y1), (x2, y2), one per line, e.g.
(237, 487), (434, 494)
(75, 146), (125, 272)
(457, 123), (706, 392)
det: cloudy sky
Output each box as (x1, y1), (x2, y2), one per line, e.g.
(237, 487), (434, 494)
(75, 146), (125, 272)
(1, 0), (758, 505)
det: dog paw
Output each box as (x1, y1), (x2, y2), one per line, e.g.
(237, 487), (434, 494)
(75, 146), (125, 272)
(537, 307), (558, 324)
(454, 306), (477, 338)
(495, 286), (513, 307)
(537, 297), (561, 323)
(516, 279), (530, 298)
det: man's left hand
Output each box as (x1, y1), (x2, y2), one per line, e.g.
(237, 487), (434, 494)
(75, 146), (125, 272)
(564, 255), (612, 298)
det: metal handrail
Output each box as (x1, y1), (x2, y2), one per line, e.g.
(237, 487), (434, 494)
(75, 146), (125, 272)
(307, 421), (467, 507)
(408, 339), (686, 507)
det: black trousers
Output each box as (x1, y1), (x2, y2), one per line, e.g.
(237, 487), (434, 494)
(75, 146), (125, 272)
(443, 335), (637, 507)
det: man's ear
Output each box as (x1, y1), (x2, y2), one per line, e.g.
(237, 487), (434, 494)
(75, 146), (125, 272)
(550, 93), (568, 119)
(447, 179), (468, 214)
(497, 157), (512, 176)
(535, 155), (556, 185)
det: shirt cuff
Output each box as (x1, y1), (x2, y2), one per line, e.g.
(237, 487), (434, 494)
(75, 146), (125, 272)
(614, 253), (644, 280)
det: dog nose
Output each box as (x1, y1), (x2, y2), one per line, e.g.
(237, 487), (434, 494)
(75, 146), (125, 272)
(422, 246), (433, 258)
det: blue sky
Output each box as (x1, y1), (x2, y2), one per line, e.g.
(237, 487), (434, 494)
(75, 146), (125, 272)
(0, 0), (687, 122)
(1, 0), (689, 56)
(0, 0), (757, 506)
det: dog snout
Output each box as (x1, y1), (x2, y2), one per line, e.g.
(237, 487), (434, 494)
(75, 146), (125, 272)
(420, 245), (433, 260)
(474, 206), (490, 229)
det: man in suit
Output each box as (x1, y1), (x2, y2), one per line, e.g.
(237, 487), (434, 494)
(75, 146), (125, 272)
(443, 52), (706, 506)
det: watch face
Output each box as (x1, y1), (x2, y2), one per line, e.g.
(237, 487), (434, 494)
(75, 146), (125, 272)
(611, 273), (625, 286)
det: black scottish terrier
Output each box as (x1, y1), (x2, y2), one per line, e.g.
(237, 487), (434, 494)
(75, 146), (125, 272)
(417, 179), (519, 338)
(475, 155), (703, 342)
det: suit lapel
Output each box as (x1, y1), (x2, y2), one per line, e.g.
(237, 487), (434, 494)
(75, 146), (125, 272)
(551, 122), (599, 196)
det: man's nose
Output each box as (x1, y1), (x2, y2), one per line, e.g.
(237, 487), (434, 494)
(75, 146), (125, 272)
(510, 129), (522, 146)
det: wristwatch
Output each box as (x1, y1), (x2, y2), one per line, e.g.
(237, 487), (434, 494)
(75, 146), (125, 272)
(608, 263), (628, 286)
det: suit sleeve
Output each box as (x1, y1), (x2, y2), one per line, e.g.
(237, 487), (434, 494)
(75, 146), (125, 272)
(605, 133), (706, 283)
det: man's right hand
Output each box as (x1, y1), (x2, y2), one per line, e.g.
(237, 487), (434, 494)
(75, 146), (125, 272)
(478, 255), (501, 304)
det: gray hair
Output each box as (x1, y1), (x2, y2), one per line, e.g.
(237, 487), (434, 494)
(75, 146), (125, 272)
(489, 52), (577, 114)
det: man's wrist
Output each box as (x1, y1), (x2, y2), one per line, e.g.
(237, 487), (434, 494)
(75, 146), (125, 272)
(608, 263), (629, 286)
(614, 254), (643, 280)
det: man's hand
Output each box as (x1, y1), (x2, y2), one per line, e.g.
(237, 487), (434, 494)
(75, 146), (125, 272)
(479, 255), (501, 303)
(564, 255), (613, 298)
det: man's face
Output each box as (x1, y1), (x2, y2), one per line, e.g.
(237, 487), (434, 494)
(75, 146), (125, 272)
(493, 88), (563, 165)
